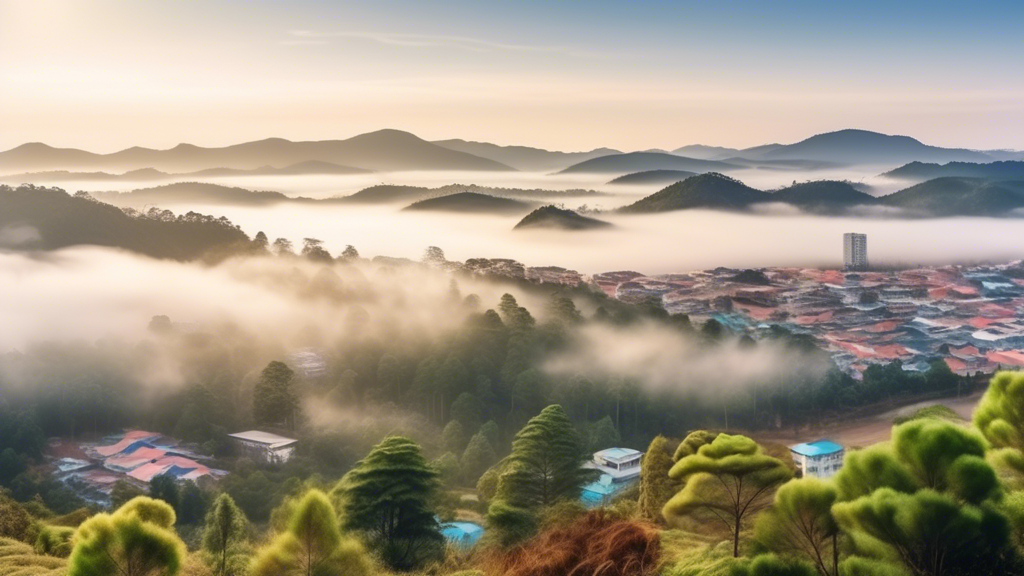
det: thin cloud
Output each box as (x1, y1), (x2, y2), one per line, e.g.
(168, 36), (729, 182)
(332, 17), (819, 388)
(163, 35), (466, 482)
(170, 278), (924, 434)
(284, 29), (575, 54)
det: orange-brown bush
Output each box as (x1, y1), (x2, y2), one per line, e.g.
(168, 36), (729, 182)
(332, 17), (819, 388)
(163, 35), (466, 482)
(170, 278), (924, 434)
(494, 511), (660, 576)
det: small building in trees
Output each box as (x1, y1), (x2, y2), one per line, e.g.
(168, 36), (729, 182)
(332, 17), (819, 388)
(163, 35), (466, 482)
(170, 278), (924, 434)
(581, 447), (643, 507)
(789, 440), (844, 479)
(228, 430), (298, 464)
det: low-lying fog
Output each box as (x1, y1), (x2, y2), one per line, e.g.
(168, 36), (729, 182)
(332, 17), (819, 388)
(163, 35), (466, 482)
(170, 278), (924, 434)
(13, 168), (1024, 274)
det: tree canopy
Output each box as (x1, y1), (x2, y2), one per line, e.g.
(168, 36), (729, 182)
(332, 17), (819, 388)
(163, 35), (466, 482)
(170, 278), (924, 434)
(339, 436), (442, 570)
(664, 433), (793, 557)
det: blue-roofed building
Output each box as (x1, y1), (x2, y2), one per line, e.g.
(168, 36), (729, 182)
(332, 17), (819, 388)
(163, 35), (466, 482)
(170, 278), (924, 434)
(581, 447), (644, 508)
(790, 440), (844, 479)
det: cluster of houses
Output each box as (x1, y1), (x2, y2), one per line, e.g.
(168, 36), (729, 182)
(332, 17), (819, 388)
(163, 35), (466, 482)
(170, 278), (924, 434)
(593, 262), (1024, 379)
(578, 439), (844, 508)
(50, 429), (296, 506)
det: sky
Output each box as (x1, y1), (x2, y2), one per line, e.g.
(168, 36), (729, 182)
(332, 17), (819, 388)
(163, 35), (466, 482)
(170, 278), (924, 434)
(2, 0), (1023, 152)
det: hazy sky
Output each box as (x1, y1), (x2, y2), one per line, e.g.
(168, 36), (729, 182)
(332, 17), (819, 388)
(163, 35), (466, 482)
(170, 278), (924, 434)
(2, 0), (1023, 152)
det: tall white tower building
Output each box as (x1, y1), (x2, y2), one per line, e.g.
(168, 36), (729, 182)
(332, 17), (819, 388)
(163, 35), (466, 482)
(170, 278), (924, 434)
(844, 233), (867, 270)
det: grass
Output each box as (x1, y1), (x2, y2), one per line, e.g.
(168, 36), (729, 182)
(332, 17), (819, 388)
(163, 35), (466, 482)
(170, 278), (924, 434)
(892, 404), (964, 425)
(0, 538), (67, 576)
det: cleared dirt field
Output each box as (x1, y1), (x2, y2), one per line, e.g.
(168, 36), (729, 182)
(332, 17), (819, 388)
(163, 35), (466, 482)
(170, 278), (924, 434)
(758, 391), (984, 449)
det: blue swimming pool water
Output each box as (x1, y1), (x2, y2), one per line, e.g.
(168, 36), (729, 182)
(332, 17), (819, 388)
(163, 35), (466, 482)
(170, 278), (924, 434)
(440, 521), (484, 548)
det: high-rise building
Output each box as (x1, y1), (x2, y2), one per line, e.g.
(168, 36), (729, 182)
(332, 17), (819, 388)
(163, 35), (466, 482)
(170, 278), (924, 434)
(844, 233), (867, 270)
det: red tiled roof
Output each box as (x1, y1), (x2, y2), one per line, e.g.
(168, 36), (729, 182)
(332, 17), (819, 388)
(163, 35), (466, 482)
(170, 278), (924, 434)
(944, 357), (967, 372)
(96, 431), (160, 457)
(863, 320), (902, 333)
(987, 350), (1024, 367)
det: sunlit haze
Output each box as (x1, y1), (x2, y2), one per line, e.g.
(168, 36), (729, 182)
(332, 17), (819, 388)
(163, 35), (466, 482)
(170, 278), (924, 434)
(3, 0), (1024, 151)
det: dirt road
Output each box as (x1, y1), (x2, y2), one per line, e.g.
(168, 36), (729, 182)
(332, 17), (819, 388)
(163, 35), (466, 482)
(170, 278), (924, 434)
(760, 391), (984, 449)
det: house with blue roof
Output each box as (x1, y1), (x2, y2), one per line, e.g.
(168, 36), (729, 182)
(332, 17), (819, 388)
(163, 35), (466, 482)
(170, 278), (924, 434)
(790, 440), (844, 479)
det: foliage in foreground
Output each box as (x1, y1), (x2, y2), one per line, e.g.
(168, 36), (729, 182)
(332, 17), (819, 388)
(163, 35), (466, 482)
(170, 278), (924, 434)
(250, 490), (373, 576)
(67, 496), (186, 576)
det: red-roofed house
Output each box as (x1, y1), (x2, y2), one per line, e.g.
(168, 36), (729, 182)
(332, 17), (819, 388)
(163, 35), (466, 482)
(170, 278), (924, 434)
(95, 431), (161, 457)
(987, 350), (1024, 368)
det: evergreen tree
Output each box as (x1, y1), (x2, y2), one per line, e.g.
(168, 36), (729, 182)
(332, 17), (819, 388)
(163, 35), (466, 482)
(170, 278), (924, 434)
(250, 490), (372, 576)
(450, 392), (484, 431)
(589, 415), (621, 452)
(974, 371), (1024, 480)
(663, 433), (793, 557)
(339, 436), (443, 570)
(755, 478), (841, 576)
(442, 420), (467, 454)
(301, 237), (333, 262)
(177, 480), (207, 525)
(673, 429), (719, 462)
(252, 231), (269, 251)
(637, 435), (678, 523)
(149, 474), (180, 511)
(479, 420), (501, 449)
(461, 431), (498, 484)
(253, 361), (297, 429)
(340, 245), (360, 260)
(202, 494), (249, 576)
(490, 405), (593, 511)
(111, 480), (145, 510)
(67, 497), (186, 576)
(832, 419), (1013, 576)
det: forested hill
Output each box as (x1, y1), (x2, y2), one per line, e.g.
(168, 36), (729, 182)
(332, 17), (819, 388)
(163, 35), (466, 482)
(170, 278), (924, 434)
(0, 185), (252, 259)
(618, 173), (768, 213)
(882, 160), (1024, 182)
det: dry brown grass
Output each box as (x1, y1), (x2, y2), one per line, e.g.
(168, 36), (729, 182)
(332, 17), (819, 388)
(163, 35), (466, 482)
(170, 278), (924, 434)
(488, 511), (660, 576)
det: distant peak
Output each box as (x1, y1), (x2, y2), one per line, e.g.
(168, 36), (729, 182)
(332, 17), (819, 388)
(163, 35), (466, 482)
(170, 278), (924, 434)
(356, 128), (422, 140)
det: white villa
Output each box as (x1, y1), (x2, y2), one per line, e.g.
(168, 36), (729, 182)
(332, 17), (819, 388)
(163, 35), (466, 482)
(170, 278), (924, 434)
(228, 430), (298, 464)
(790, 440), (844, 479)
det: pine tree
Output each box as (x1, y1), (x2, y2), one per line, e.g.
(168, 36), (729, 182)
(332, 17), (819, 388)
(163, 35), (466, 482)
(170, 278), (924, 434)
(663, 433), (793, 557)
(831, 419), (1012, 576)
(491, 405), (593, 510)
(253, 361), (297, 429)
(250, 490), (372, 576)
(672, 429), (719, 462)
(754, 478), (841, 576)
(461, 431), (498, 484)
(974, 371), (1024, 480)
(339, 436), (443, 570)
(442, 420), (467, 454)
(202, 493), (249, 576)
(637, 435), (678, 522)
(589, 415), (621, 452)
(67, 497), (186, 576)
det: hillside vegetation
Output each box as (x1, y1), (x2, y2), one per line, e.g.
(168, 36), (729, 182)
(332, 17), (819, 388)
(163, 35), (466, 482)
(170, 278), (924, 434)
(0, 185), (252, 259)
(513, 206), (613, 230)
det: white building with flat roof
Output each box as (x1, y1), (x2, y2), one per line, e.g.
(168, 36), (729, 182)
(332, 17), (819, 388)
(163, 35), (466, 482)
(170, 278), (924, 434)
(844, 233), (868, 271)
(228, 430), (297, 464)
(790, 440), (844, 479)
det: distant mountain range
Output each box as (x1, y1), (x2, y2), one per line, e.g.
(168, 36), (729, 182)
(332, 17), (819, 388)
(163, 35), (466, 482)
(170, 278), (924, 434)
(432, 139), (619, 172)
(671, 129), (1022, 167)
(401, 192), (534, 214)
(2, 127), (1021, 177)
(881, 160), (1024, 182)
(617, 173), (1024, 217)
(513, 206), (612, 231)
(750, 129), (992, 165)
(0, 130), (514, 173)
(88, 181), (601, 209)
(0, 160), (371, 185)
